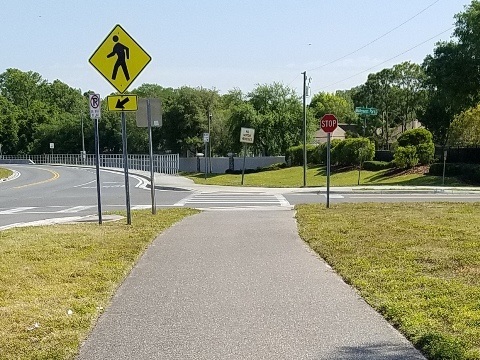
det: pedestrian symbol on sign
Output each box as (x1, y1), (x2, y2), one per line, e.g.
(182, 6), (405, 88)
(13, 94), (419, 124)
(107, 35), (130, 81)
(89, 24), (151, 94)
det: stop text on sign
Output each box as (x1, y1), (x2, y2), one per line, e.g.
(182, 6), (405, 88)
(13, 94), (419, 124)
(320, 114), (338, 133)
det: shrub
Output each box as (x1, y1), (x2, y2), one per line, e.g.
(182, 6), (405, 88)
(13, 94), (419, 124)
(331, 138), (375, 166)
(285, 145), (303, 166)
(285, 144), (320, 166)
(394, 146), (419, 168)
(363, 161), (394, 171)
(395, 128), (435, 165)
(417, 142), (435, 165)
(429, 163), (480, 184)
(397, 128), (433, 147)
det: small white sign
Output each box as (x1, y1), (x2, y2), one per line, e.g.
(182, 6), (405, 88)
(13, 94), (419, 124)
(203, 132), (210, 143)
(49, 143), (54, 149)
(89, 94), (101, 120)
(240, 127), (255, 144)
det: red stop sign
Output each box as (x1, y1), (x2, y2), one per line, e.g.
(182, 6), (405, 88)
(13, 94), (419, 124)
(320, 114), (338, 133)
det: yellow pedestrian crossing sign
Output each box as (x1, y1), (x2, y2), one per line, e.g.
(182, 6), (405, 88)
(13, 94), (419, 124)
(89, 24), (151, 94)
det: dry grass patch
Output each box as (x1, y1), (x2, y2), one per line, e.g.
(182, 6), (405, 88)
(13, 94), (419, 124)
(0, 208), (198, 360)
(0, 167), (13, 179)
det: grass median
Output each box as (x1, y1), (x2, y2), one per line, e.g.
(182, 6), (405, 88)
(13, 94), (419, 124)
(186, 165), (466, 187)
(0, 208), (198, 360)
(0, 167), (13, 179)
(296, 202), (480, 360)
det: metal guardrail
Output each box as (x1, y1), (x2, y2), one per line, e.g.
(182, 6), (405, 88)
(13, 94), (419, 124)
(0, 154), (179, 175)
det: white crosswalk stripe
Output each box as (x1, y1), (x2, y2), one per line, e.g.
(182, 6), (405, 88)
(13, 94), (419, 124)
(57, 206), (97, 213)
(175, 192), (291, 209)
(0, 207), (36, 215)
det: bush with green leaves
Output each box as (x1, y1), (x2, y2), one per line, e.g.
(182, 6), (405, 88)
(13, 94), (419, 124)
(320, 139), (342, 164)
(394, 145), (419, 168)
(285, 144), (320, 166)
(395, 128), (435, 165)
(331, 138), (375, 166)
(363, 161), (394, 171)
(429, 163), (480, 184)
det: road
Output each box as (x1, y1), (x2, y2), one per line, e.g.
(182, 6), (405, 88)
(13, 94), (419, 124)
(0, 165), (188, 229)
(1, 165), (480, 229)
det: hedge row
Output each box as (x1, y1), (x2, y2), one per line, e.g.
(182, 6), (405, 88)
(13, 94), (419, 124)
(429, 163), (480, 184)
(286, 138), (375, 167)
(363, 161), (395, 171)
(285, 144), (321, 166)
(225, 162), (287, 174)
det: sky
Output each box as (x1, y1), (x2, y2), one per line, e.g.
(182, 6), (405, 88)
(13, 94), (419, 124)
(0, 0), (472, 98)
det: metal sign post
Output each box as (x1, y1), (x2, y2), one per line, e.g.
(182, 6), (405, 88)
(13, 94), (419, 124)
(239, 127), (255, 186)
(320, 114), (338, 209)
(241, 144), (247, 185)
(89, 93), (103, 224)
(121, 111), (132, 225)
(147, 99), (156, 214)
(89, 24), (151, 225)
(326, 133), (331, 209)
(203, 132), (209, 180)
(94, 117), (103, 224)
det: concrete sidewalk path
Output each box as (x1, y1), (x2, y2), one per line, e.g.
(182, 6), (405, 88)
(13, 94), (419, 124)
(77, 210), (425, 360)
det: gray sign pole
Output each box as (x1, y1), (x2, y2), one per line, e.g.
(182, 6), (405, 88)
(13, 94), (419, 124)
(94, 117), (103, 224)
(326, 132), (331, 209)
(204, 141), (208, 180)
(241, 144), (247, 185)
(121, 111), (132, 225)
(147, 99), (156, 214)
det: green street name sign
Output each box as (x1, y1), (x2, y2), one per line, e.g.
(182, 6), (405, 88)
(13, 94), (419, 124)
(355, 107), (378, 116)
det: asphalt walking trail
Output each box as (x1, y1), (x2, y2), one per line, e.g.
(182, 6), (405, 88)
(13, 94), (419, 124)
(77, 209), (425, 360)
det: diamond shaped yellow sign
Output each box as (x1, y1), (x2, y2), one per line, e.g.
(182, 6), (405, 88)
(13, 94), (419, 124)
(89, 24), (151, 94)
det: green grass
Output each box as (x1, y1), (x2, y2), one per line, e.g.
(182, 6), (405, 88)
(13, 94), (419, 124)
(185, 165), (467, 187)
(0, 167), (13, 179)
(0, 208), (198, 360)
(296, 202), (480, 360)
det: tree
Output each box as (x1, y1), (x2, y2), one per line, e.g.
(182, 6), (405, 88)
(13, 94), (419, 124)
(161, 87), (219, 156)
(421, 1), (480, 144)
(448, 104), (480, 146)
(0, 95), (19, 154)
(392, 62), (427, 132)
(0, 69), (46, 108)
(226, 102), (260, 154)
(352, 63), (427, 148)
(351, 69), (395, 145)
(309, 91), (356, 124)
(245, 83), (313, 156)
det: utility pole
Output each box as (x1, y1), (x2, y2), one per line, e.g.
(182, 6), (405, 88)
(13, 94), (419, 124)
(302, 71), (307, 187)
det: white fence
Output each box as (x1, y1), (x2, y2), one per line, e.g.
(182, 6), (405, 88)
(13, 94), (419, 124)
(0, 154), (179, 175)
(1, 154), (286, 175)
(180, 156), (286, 174)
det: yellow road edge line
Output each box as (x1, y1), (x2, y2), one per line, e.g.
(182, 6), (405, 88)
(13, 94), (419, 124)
(13, 169), (60, 189)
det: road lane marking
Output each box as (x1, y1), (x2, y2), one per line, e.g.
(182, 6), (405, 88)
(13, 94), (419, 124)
(13, 168), (60, 189)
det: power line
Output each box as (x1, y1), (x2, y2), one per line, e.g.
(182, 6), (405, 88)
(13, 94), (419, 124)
(320, 26), (454, 90)
(308, 0), (442, 72)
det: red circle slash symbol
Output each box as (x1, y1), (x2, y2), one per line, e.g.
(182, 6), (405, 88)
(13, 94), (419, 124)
(90, 95), (100, 109)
